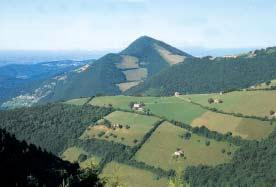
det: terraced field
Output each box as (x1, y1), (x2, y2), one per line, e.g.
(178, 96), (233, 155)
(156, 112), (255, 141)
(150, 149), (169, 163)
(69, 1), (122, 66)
(135, 122), (236, 171)
(101, 162), (168, 187)
(191, 111), (274, 140)
(80, 111), (160, 146)
(181, 90), (276, 117)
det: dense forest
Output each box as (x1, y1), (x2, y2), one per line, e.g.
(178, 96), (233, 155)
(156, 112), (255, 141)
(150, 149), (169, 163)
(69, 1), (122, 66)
(126, 53), (276, 96)
(184, 129), (276, 187)
(0, 128), (101, 187)
(0, 103), (113, 154)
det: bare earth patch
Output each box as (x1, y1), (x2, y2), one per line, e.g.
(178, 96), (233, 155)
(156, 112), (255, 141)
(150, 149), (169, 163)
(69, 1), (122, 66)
(116, 81), (141, 92)
(116, 55), (139, 69)
(123, 68), (148, 81)
(154, 44), (186, 65)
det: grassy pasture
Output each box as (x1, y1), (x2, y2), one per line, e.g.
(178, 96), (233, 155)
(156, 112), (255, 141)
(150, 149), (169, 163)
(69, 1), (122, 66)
(90, 96), (207, 123)
(135, 122), (236, 171)
(80, 111), (160, 146)
(181, 90), (276, 117)
(61, 146), (101, 169)
(101, 161), (168, 187)
(191, 111), (274, 140)
(65, 98), (89, 105)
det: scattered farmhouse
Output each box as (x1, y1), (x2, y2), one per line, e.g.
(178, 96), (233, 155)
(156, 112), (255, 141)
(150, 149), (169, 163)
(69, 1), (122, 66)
(132, 103), (144, 111)
(214, 99), (220, 104)
(173, 149), (184, 158)
(174, 92), (180, 97)
(270, 111), (276, 118)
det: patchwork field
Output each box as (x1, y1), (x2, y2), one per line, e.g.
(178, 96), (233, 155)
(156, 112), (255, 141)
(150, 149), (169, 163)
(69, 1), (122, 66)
(191, 111), (274, 140)
(123, 68), (148, 81)
(65, 98), (89, 105)
(101, 162), (168, 187)
(181, 90), (276, 117)
(116, 81), (141, 92)
(80, 111), (160, 146)
(61, 146), (101, 169)
(135, 122), (236, 171)
(90, 96), (207, 123)
(154, 44), (186, 65)
(116, 55), (139, 69)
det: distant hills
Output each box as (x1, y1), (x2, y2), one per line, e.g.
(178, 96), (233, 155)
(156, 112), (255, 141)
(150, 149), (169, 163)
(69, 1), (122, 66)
(2, 36), (276, 108)
(0, 60), (92, 106)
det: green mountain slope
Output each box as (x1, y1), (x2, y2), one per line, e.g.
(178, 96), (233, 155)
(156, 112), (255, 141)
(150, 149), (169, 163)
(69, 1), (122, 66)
(2, 36), (192, 107)
(126, 47), (276, 96)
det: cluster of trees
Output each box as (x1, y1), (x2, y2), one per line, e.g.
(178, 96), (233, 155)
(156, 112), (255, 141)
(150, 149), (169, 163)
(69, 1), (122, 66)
(0, 128), (102, 187)
(184, 129), (276, 187)
(126, 54), (276, 96)
(0, 103), (113, 154)
(191, 101), (273, 122)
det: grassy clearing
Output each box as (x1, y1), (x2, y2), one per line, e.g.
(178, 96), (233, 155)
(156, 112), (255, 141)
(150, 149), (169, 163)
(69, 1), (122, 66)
(181, 90), (276, 117)
(116, 55), (139, 69)
(61, 146), (100, 169)
(251, 79), (276, 89)
(116, 81), (141, 92)
(191, 111), (274, 140)
(101, 161), (168, 187)
(155, 44), (185, 65)
(80, 111), (160, 146)
(90, 96), (206, 124)
(65, 98), (89, 105)
(123, 68), (148, 81)
(135, 122), (236, 171)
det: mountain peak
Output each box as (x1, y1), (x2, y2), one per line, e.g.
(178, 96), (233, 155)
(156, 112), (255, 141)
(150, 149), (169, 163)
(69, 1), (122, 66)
(120, 36), (192, 58)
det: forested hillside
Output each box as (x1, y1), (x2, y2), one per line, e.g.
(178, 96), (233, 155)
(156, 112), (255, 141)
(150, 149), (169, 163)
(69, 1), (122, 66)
(127, 50), (276, 96)
(0, 128), (101, 187)
(0, 103), (113, 154)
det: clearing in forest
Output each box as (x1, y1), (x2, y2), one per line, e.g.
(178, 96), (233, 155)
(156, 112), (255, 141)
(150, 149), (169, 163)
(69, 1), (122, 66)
(101, 161), (168, 187)
(80, 111), (160, 146)
(191, 111), (274, 140)
(135, 121), (237, 171)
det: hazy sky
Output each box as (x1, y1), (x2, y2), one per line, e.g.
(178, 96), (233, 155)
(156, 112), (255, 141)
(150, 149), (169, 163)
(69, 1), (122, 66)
(1, 0), (276, 50)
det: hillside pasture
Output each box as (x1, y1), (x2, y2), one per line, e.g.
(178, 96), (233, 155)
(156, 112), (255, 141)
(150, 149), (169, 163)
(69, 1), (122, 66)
(90, 96), (207, 123)
(116, 81), (141, 92)
(61, 146), (101, 169)
(80, 111), (160, 146)
(101, 161), (168, 187)
(135, 122), (236, 171)
(123, 68), (148, 81)
(191, 111), (274, 140)
(181, 90), (276, 118)
(116, 55), (139, 69)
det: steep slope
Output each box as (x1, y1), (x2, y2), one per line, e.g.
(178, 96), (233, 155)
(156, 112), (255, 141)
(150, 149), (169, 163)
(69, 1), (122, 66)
(126, 47), (276, 96)
(0, 128), (101, 187)
(2, 36), (192, 107)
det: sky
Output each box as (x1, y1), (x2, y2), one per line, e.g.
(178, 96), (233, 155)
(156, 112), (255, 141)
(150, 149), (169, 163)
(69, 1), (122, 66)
(0, 0), (276, 51)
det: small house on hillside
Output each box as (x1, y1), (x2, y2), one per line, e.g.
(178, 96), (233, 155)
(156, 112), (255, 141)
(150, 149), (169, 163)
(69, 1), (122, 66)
(175, 92), (180, 97)
(173, 149), (184, 158)
(132, 103), (144, 111)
